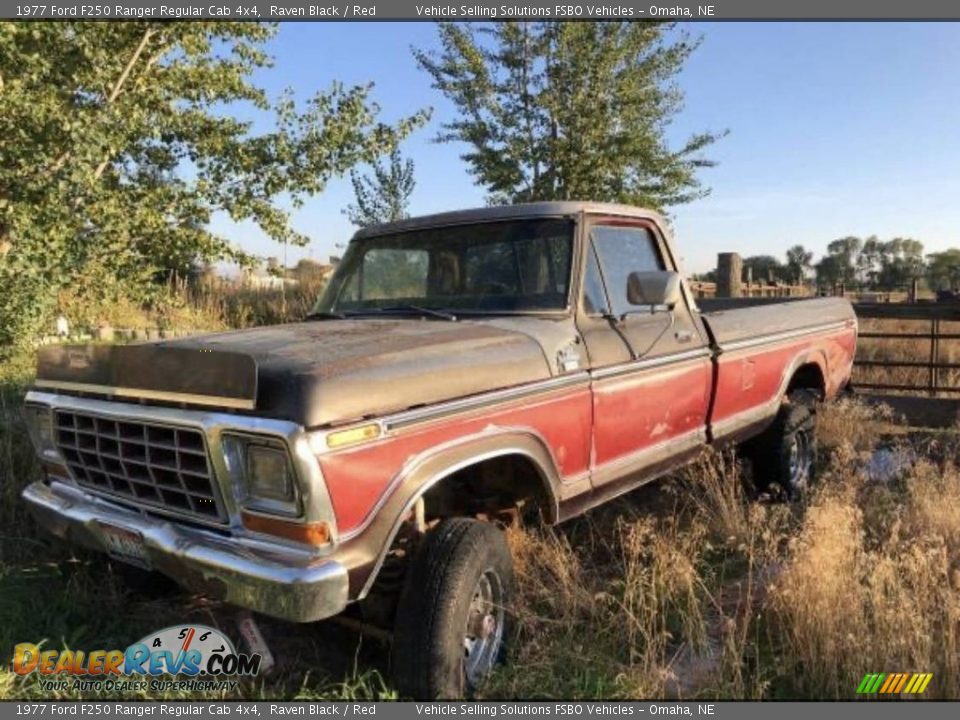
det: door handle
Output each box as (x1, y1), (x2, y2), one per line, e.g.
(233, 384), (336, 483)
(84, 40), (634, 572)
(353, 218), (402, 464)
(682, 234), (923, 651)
(675, 330), (693, 344)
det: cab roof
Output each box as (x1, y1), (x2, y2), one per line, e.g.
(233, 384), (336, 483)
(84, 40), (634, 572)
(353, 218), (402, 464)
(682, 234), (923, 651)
(352, 201), (666, 240)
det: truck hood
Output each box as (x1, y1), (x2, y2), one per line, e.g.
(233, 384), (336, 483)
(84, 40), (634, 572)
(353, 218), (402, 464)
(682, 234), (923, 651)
(38, 319), (568, 428)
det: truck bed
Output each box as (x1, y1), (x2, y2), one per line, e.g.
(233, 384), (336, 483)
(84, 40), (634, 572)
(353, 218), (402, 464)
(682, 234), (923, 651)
(698, 297), (856, 348)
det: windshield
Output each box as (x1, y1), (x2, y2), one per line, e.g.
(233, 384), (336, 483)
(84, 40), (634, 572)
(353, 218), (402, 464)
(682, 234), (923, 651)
(314, 218), (575, 315)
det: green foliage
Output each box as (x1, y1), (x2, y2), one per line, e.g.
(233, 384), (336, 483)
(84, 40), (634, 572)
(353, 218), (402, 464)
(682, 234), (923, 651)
(742, 255), (786, 283)
(414, 22), (724, 208)
(814, 235), (926, 290)
(785, 245), (813, 284)
(0, 22), (428, 354)
(345, 146), (417, 227)
(823, 236), (863, 287)
(926, 248), (960, 291)
(814, 254), (845, 289)
(859, 237), (925, 289)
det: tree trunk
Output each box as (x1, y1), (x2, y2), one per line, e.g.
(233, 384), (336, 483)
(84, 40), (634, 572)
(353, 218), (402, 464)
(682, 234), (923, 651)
(92, 27), (156, 181)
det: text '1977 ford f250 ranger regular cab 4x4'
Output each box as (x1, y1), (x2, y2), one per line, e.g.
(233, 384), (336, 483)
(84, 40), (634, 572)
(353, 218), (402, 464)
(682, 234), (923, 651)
(21, 202), (856, 698)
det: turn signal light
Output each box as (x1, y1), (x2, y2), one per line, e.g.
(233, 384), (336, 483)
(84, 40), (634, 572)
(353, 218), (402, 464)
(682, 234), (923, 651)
(325, 423), (381, 449)
(242, 512), (332, 547)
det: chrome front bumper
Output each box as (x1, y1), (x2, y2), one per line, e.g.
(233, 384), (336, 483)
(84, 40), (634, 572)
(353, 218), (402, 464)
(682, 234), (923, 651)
(23, 480), (350, 623)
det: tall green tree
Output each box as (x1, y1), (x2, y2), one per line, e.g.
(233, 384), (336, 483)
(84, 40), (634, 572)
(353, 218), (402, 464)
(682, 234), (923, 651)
(825, 236), (863, 287)
(0, 22), (428, 354)
(814, 255), (844, 289)
(742, 255), (786, 283)
(857, 236), (884, 287)
(876, 238), (925, 289)
(344, 146), (416, 227)
(927, 249), (960, 291)
(785, 244), (813, 284)
(414, 22), (724, 208)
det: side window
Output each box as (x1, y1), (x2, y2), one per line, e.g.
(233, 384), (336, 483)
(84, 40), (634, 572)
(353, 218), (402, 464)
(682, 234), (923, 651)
(590, 225), (665, 317)
(582, 245), (609, 315)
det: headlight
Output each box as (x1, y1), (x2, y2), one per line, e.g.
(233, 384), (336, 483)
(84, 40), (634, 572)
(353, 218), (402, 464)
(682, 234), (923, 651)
(222, 434), (301, 518)
(23, 405), (60, 461)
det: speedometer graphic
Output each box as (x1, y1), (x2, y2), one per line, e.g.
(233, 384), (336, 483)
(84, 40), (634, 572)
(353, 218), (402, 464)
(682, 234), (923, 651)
(136, 624), (236, 657)
(128, 624), (244, 676)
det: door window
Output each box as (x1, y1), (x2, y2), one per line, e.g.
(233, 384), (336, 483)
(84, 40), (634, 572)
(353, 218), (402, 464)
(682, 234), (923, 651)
(590, 226), (665, 317)
(582, 245), (610, 316)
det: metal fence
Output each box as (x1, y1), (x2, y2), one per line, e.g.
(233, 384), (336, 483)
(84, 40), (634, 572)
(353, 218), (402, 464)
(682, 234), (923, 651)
(853, 302), (960, 396)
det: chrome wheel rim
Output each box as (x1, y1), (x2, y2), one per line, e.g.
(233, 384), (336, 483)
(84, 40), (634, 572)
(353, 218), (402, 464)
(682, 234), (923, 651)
(787, 430), (812, 490)
(463, 569), (504, 689)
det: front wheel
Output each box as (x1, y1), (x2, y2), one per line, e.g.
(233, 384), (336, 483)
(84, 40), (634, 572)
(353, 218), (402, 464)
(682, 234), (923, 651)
(391, 518), (514, 699)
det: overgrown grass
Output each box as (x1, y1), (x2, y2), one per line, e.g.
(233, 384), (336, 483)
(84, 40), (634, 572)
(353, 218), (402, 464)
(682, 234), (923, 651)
(2, 345), (958, 699)
(50, 276), (329, 338)
(854, 317), (960, 396)
(488, 399), (960, 699)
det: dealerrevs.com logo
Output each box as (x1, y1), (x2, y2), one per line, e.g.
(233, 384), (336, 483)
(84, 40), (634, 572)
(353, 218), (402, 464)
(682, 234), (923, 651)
(13, 624), (262, 693)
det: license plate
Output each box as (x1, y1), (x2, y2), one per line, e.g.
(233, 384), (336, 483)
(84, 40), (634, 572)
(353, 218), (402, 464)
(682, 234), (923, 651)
(98, 523), (151, 570)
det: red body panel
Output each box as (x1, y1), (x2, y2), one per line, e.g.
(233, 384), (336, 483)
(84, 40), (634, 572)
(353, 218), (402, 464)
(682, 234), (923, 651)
(319, 387), (593, 534)
(591, 359), (711, 467)
(711, 328), (856, 423)
(320, 327), (856, 535)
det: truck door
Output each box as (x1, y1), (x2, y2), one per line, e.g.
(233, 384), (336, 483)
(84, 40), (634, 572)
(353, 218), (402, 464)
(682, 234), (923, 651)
(577, 219), (712, 487)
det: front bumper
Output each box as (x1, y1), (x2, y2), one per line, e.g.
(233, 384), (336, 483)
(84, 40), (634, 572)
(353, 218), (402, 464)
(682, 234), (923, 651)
(23, 480), (350, 623)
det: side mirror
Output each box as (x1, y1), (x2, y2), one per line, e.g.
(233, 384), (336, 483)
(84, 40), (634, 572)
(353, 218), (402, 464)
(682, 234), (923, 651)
(626, 271), (682, 309)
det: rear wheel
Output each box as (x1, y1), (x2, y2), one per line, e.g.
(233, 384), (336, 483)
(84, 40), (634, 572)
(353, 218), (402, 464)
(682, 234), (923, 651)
(391, 518), (514, 699)
(744, 395), (817, 500)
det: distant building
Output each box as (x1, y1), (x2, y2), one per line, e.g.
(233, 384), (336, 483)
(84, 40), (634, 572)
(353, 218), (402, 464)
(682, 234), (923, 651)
(241, 266), (291, 290)
(240, 257), (336, 290)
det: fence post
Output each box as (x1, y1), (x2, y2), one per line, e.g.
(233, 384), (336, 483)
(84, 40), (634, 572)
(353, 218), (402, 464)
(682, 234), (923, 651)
(717, 253), (743, 298)
(930, 318), (940, 397)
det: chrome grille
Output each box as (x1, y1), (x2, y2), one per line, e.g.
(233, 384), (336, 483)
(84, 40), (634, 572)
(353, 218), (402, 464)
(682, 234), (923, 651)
(53, 410), (226, 524)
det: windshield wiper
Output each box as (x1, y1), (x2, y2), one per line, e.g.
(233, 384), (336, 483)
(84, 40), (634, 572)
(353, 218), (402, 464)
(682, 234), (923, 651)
(304, 311), (348, 321)
(351, 304), (459, 321)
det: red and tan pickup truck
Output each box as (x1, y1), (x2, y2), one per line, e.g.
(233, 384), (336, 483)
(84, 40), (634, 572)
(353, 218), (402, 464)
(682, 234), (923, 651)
(21, 202), (856, 697)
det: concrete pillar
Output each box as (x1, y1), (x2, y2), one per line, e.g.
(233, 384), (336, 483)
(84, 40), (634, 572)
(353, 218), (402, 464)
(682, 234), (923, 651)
(717, 253), (743, 298)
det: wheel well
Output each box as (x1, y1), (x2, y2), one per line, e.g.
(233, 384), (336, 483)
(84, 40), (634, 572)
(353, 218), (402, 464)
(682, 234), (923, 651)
(419, 453), (556, 526)
(787, 362), (826, 400)
(360, 454), (555, 610)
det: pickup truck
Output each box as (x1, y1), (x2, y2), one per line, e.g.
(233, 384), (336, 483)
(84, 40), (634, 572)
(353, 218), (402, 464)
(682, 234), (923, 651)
(21, 202), (857, 698)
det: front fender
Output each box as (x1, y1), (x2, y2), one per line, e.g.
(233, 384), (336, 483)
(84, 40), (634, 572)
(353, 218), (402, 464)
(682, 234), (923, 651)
(333, 426), (563, 599)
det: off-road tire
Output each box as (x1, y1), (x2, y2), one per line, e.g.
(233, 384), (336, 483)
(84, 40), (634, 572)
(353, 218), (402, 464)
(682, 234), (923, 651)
(391, 518), (514, 699)
(744, 395), (817, 500)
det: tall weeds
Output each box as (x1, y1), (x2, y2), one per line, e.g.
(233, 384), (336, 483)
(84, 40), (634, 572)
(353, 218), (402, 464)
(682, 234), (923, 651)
(493, 400), (960, 699)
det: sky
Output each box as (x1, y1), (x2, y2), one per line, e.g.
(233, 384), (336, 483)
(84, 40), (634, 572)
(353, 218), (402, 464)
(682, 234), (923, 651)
(211, 21), (960, 274)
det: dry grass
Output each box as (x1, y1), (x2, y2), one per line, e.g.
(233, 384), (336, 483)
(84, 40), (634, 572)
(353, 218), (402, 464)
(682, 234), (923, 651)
(186, 276), (328, 330)
(50, 276), (329, 337)
(488, 400), (960, 699)
(770, 445), (960, 698)
(854, 317), (960, 395)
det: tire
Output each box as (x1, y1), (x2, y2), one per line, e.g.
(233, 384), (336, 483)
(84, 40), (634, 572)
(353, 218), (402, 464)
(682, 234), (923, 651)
(391, 518), (514, 699)
(744, 395), (817, 500)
